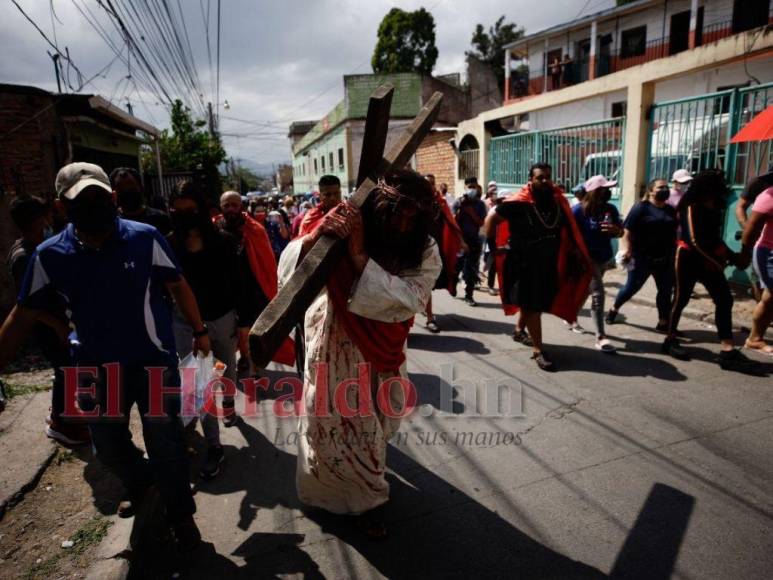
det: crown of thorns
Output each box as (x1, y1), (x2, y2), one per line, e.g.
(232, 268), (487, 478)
(375, 178), (432, 210)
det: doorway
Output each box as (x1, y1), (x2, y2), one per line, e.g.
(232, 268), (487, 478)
(669, 10), (690, 55)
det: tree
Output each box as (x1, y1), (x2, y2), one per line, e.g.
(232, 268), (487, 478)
(142, 100), (227, 197)
(372, 8), (438, 75)
(467, 16), (525, 89)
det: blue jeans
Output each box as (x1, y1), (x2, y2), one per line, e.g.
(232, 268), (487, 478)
(613, 254), (675, 322)
(78, 361), (195, 523)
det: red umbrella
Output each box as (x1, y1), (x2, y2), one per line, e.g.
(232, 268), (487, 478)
(730, 105), (773, 143)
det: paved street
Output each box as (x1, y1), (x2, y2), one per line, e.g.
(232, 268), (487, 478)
(135, 287), (772, 579)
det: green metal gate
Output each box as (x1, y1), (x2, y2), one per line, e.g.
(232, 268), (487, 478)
(647, 83), (773, 283)
(488, 117), (626, 203)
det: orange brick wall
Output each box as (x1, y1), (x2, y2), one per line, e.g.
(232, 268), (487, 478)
(415, 131), (456, 195)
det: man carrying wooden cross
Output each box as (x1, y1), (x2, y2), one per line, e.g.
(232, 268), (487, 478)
(277, 170), (441, 537)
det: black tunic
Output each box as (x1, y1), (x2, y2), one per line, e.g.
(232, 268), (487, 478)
(495, 200), (565, 312)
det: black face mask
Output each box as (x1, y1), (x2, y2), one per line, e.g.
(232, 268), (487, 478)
(172, 211), (201, 233)
(223, 211), (244, 229)
(654, 187), (670, 202)
(69, 197), (117, 235)
(117, 189), (143, 212)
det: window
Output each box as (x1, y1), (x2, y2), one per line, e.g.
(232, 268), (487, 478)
(321, 155), (325, 171)
(620, 26), (646, 58)
(611, 101), (627, 118)
(314, 158), (318, 174)
(338, 148), (344, 168)
(329, 152), (334, 171)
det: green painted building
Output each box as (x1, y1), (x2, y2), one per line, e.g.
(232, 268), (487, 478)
(290, 72), (470, 192)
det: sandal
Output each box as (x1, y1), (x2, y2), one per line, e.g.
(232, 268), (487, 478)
(531, 351), (556, 372)
(743, 339), (773, 356)
(512, 329), (533, 346)
(426, 319), (440, 333)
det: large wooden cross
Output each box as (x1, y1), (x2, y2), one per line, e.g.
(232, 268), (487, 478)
(249, 84), (444, 368)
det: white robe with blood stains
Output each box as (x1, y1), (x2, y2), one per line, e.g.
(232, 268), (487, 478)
(277, 238), (441, 514)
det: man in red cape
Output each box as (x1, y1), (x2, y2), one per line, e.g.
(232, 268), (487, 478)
(218, 191), (295, 367)
(484, 163), (592, 371)
(423, 174), (466, 333)
(295, 175), (343, 240)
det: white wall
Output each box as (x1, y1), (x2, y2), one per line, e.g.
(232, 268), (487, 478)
(524, 56), (772, 131)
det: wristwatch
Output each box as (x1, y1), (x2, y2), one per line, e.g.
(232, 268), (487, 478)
(193, 324), (209, 338)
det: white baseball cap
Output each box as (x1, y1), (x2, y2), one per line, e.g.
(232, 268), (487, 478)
(583, 175), (618, 192)
(672, 169), (693, 183)
(487, 180), (497, 189)
(55, 162), (112, 200)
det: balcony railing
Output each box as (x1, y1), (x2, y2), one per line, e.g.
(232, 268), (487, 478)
(505, 19), (741, 102)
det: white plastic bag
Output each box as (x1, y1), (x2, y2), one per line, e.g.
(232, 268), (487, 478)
(179, 352), (215, 427)
(615, 250), (635, 272)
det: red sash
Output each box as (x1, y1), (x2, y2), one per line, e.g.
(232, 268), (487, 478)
(436, 191), (462, 294)
(299, 205), (412, 373)
(494, 184), (592, 323)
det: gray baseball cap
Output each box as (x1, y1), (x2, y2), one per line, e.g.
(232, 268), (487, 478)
(55, 162), (112, 200)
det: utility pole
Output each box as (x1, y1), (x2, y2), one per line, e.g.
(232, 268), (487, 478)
(126, 100), (134, 116)
(207, 102), (216, 136)
(48, 52), (62, 93)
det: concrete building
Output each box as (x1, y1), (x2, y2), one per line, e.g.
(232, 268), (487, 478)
(456, 0), (772, 216)
(0, 83), (159, 312)
(289, 72), (473, 193)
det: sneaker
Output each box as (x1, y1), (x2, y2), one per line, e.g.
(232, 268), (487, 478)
(464, 296), (477, 307)
(200, 445), (225, 480)
(512, 329), (533, 347)
(172, 516), (202, 553)
(222, 401), (238, 428)
(531, 351), (556, 372)
(595, 338), (616, 353)
(718, 349), (764, 374)
(567, 322), (585, 334)
(426, 319), (440, 333)
(605, 310), (618, 325)
(117, 484), (151, 518)
(662, 337), (689, 360)
(45, 416), (90, 446)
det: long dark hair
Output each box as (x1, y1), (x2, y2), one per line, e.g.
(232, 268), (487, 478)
(677, 169), (729, 212)
(361, 169), (435, 274)
(582, 186), (608, 217)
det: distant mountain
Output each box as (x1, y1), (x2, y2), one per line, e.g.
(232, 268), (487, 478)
(237, 159), (290, 176)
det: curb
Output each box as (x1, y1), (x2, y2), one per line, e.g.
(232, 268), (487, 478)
(84, 489), (163, 580)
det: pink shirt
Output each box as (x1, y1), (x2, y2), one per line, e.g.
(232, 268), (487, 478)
(667, 188), (685, 208)
(752, 187), (773, 250)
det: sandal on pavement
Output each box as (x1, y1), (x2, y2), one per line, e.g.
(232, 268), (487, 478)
(512, 329), (533, 347)
(595, 338), (616, 353)
(743, 339), (773, 356)
(531, 351), (556, 372)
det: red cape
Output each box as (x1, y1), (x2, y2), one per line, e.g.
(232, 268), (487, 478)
(216, 212), (296, 366)
(435, 191), (462, 294)
(300, 205), (411, 373)
(494, 184), (592, 323)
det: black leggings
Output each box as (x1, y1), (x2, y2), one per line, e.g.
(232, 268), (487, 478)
(668, 246), (733, 341)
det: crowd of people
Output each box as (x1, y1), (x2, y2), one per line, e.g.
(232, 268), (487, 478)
(0, 158), (770, 550)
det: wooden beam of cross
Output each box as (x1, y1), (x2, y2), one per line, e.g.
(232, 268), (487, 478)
(249, 86), (444, 368)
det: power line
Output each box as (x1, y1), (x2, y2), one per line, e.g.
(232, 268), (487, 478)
(216, 0), (221, 123)
(11, 0), (87, 91)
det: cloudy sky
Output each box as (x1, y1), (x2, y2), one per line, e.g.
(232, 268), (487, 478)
(2, 0), (613, 168)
